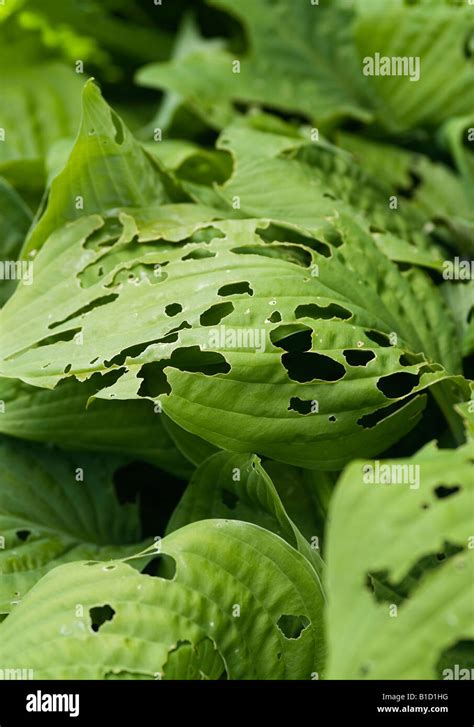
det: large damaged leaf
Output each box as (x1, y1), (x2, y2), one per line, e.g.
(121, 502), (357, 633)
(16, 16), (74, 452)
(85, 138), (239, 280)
(326, 442), (474, 679)
(0, 519), (325, 679)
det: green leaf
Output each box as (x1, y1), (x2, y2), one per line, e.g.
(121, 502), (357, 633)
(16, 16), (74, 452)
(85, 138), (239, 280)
(326, 442), (474, 678)
(137, 0), (372, 130)
(0, 377), (191, 479)
(0, 436), (146, 615)
(22, 80), (185, 257)
(0, 519), (325, 679)
(0, 209), (467, 469)
(167, 451), (325, 577)
(0, 62), (83, 172)
(354, 2), (474, 132)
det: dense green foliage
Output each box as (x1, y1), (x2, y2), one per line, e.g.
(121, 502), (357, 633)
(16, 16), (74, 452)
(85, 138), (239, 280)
(0, 0), (472, 680)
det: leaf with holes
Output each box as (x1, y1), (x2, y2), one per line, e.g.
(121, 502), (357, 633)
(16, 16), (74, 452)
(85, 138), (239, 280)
(0, 436), (147, 615)
(0, 207), (468, 469)
(0, 519), (325, 679)
(326, 442), (474, 679)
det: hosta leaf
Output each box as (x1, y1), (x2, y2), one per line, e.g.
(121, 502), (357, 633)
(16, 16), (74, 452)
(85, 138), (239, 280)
(326, 442), (474, 678)
(22, 80), (184, 257)
(137, 0), (371, 130)
(0, 519), (325, 679)
(354, 1), (474, 133)
(0, 377), (191, 479)
(0, 437), (145, 615)
(167, 451), (325, 577)
(0, 61), (83, 173)
(0, 209), (467, 469)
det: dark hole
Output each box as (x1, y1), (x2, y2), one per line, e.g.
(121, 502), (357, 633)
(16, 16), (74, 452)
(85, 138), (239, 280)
(113, 462), (187, 538)
(137, 362), (171, 397)
(200, 302), (234, 326)
(365, 330), (392, 347)
(295, 303), (351, 321)
(256, 224), (332, 257)
(343, 349), (376, 366)
(288, 397), (315, 415)
(165, 303), (183, 317)
(142, 554), (176, 580)
(182, 248), (216, 260)
(434, 484), (461, 499)
(268, 311), (282, 323)
(357, 399), (410, 428)
(218, 281), (253, 297)
(277, 614), (310, 639)
(36, 328), (81, 348)
(90, 604), (116, 633)
(328, 415), (336, 422)
(282, 351), (345, 382)
(48, 295), (119, 329)
(377, 372), (419, 398)
(221, 489), (239, 510)
(231, 244), (311, 267)
(16, 530), (30, 541)
(271, 327), (312, 353)
(64, 364), (72, 374)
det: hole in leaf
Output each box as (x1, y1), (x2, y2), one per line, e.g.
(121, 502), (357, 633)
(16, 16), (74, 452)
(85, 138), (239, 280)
(231, 244), (311, 267)
(165, 303), (183, 317)
(277, 614), (310, 639)
(377, 372), (419, 398)
(89, 604), (116, 633)
(16, 530), (30, 541)
(48, 295), (119, 329)
(221, 489), (239, 510)
(357, 399), (411, 428)
(256, 224), (332, 257)
(365, 330), (392, 347)
(343, 349), (375, 366)
(271, 326), (312, 353)
(35, 328), (81, 348)
(295, 303), (351, 321)
(182, 248), (216, 261)
(142, 554), (176, 580)
(267, 311), (282, 323)
(200, 302), (234, 326)
(288, 397), (316, 415)
(434, 485), (461, 499)
(282, 352), (345, 382)
(218, 281), (253, 297)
